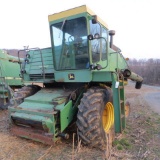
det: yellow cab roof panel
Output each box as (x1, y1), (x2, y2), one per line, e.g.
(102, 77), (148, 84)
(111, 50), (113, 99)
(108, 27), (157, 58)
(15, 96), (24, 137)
(48, 5), (108, 29)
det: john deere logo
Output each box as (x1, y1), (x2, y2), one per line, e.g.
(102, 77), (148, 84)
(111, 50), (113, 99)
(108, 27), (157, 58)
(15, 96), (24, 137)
(68, 73), (75, 80)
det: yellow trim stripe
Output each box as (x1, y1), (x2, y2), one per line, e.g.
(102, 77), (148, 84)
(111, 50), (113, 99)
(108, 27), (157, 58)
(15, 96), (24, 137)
(48, 5), (108, 29)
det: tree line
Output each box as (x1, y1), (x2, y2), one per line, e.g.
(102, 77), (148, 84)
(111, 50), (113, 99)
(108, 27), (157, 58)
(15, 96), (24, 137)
(128, 58), (160, 85)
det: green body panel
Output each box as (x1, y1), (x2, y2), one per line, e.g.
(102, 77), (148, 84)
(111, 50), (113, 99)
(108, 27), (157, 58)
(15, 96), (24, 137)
(23, 47), (54, 82)
(9, 87), (83, 142)
(0, 49), (23, 86)
(11, 112), (55, 134)
(55, 70), (92, 82)
(0, 49), (23, 103)
(92, 71), (112, 82)
(109, 48), (128, 72)
(60, 100), (77, 132)
(11, 112), (51, 122)
(22, 47), (128, 83)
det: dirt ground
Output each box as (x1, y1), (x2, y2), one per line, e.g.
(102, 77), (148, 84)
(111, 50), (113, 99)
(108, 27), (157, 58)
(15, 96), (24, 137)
(0, 82), (160, 160)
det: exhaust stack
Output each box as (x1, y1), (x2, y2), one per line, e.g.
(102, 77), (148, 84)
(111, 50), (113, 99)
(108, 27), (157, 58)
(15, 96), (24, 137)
(109, 30), (115, 48)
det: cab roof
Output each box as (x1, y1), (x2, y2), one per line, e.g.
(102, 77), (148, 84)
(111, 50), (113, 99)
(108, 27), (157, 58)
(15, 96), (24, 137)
(48, 5), (108, 29)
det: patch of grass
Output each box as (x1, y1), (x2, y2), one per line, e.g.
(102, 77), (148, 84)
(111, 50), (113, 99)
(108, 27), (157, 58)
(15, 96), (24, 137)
(120, 138), (131, 149)
(112, 140), (119, 147)
(113, 138), (132, 150)
(146, 117), (151, 123)
(117, 144), (123, 150)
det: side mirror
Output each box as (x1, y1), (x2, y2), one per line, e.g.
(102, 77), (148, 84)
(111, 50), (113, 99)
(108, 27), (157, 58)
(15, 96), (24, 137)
(92, 15), (98, 24)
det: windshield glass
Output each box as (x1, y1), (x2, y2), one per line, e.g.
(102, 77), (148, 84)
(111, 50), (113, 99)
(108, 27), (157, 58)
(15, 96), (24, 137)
(51, 17), (89, 70)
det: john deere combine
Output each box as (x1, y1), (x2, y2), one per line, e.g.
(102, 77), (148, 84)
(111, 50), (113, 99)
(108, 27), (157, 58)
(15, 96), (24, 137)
(0, 49), (24, 109)
(9, 5), (143, 151)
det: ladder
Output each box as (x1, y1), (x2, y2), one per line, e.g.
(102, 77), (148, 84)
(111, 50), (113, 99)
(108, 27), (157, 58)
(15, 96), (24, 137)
(119, 80), (126, 130)
(112, 77), (126, 133)
(0, 61), (8, 105)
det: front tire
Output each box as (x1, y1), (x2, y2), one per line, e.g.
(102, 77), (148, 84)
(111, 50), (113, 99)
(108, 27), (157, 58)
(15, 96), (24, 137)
(76, 86), (114, 150)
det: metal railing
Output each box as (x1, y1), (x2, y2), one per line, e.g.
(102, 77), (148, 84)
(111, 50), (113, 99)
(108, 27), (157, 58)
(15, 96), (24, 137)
(18, 47), (45, 81)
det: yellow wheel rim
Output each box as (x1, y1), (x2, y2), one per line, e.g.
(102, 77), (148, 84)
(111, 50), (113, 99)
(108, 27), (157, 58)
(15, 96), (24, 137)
(102, 102), (114, 133)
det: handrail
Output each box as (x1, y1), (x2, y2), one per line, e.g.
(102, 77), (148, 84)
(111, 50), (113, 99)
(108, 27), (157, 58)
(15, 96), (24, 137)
(18, 47), (45, 81)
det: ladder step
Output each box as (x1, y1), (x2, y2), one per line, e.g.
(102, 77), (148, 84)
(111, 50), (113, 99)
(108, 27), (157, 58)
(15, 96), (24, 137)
(120, 100), (124, 104)
(0, 82), (6, 84)
(119, 86), (124, 89)
(0, 90), (8, 93)
(0, 95), (8, 98)
(121, 115), (125, 119)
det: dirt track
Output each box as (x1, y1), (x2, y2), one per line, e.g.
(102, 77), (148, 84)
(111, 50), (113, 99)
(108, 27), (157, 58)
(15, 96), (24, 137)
(144, 90), (160, 114)
(0, 82), (160, 160)
(127, 82), (160, 114)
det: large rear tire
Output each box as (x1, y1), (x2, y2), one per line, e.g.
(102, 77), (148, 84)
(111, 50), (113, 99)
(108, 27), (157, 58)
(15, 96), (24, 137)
(76, 86), (114, 151)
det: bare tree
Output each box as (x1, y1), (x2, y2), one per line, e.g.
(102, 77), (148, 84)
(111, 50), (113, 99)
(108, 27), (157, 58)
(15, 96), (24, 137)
(128, 58), (160, 85)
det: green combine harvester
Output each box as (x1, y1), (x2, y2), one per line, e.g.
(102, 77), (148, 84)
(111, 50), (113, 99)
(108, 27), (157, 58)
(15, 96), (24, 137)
(9, 6), (143, 152)
(0, 49), (24, 109)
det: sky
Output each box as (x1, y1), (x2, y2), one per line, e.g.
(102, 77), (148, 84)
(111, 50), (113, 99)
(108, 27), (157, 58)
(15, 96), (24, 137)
(0, 0), (159, 59)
